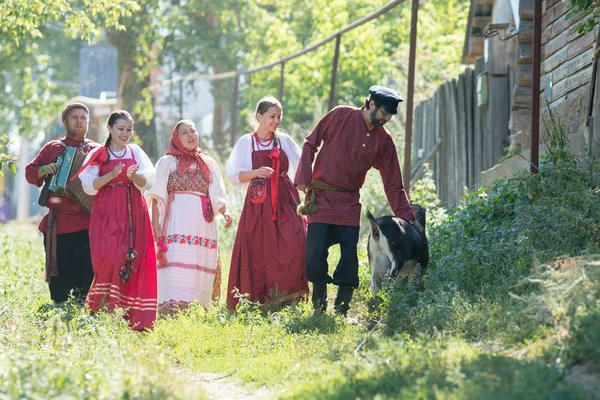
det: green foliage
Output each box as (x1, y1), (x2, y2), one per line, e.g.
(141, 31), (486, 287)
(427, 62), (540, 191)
(0, 135), (18, 175)
(566, 0), (600, 35)
(382, 115), (600, 352)
(0, 0), (139, 144)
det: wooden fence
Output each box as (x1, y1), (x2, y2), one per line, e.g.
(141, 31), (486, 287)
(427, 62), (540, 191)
(412, 56), (510, 205)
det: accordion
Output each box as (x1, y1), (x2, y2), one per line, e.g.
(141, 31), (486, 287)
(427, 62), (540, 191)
(38, 141), (95, 215)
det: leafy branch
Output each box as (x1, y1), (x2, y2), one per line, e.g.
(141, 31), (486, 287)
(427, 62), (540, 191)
(566, 0), (600, 36)
(0, 135), (18, 176)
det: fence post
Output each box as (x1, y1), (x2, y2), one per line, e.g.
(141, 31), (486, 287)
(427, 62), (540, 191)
(328, 34), (342, 111)
(530, 0), (542, 174)
(231, 72), (240, 148)
(403, 0), (419, 194)
(279, 63), (285, 104)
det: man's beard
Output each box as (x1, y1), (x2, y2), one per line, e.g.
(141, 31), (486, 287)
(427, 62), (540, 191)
(369, 109), (386, 128)
(66, 126), (87, 139)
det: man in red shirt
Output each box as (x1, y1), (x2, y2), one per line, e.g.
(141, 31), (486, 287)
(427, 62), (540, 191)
(295, 85), (420, 316)
(26, 103), (99, 303)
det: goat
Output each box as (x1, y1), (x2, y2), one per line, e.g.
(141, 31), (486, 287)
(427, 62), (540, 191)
(366, 205), (429, 297)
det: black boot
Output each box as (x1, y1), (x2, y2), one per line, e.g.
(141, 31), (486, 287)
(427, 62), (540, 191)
(311, 283), (328, 313)
(334, 286), (354, 317)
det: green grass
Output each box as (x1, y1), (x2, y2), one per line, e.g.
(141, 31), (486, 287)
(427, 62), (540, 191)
(0, 224), (207, 399)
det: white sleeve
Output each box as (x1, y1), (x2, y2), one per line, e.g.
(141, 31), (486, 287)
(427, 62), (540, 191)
(280, 133), (302, 182)
(78, 147), (103, 196)
(131, 144), (155, 191)
(144, 155), (175, 221)
(206, 156), (231, 213)
(225, 134), (253, 186)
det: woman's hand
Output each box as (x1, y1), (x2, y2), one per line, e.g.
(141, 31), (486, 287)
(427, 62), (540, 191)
(254, 166), (274, 179)
(126, 164), (139, 180)
(223, 210), (233, 228)
(111, 163), (124, 179)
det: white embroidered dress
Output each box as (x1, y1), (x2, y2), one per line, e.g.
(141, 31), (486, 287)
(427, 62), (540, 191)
(145, 154), (230, 309)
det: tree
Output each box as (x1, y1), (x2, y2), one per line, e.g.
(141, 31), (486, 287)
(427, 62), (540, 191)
(105, 0), (164, 159)
(0, 0), (139, 171)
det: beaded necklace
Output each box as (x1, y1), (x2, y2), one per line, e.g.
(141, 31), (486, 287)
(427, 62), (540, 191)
(109, 145), (127, 159)
(253, 132), (275, 148)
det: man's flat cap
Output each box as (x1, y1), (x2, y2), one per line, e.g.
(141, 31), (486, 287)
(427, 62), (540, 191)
(61, 102), (89, 122)
(368, 85), (404, 114)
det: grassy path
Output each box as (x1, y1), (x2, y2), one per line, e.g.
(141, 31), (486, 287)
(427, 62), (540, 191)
(2, 219), (598, 399)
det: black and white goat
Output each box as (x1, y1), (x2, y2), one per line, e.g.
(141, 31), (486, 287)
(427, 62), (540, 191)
(366, 205), (429, 297)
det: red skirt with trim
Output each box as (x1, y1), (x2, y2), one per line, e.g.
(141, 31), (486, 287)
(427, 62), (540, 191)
(86, 160), (157, 330)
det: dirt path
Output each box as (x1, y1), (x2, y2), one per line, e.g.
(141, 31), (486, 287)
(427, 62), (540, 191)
(181, 370), (275, 400)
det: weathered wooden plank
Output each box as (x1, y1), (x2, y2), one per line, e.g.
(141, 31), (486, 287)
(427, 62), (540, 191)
(550, 47), (595, 85)
(542, 5), (554, 30)
(488, 33), (507, 76)
(465, 68), (476, 188)
(550, 76), (568, 101)
(516, 63), (533, 86)
(517, 43), (533, 64)
(565, 64), (594, 93)
(451, 80), (462, 203)
(551, 0), (568, 19)
(546, 12), (571, 41)
(509, 106), (532, 131)
(456, 74), (468, 197)
(592, 65), (600, 157)
(413, 104), (423, 169)
(473, 58), (485, 184)
(433, 91), (442, 199)
(440, 83), (450, 204)
(519, 0), (534, 21)
(543, 45), (568, 73)
(567, 32), (597, 59)
(519, 20), (534, 44)
(513, 86), (533, 106)
(489, 76), (510, 166)
(543, 27), (569, 58)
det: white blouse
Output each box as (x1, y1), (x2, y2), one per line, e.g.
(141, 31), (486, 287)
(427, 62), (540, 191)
(144, 155), (231, 219)
(225, 132), (302, 186)
(79, 144), (156, 195)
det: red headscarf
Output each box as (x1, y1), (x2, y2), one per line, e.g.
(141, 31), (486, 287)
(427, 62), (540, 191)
(166, 121), (212, 182)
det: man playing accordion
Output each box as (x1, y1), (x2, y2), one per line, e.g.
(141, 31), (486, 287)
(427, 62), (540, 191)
(26, 103), (100, 303)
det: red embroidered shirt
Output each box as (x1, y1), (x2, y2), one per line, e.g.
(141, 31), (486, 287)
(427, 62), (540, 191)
(25, 136), (100, 234)
(294, 106), (414, 226)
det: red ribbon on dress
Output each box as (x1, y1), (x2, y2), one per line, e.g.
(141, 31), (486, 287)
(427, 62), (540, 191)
(269, 146), (280, 221)
(70, 146), (110, 181)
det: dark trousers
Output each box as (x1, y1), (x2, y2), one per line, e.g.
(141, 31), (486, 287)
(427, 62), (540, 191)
(43, 230), (94, 303)
(305, 223), (360, 288)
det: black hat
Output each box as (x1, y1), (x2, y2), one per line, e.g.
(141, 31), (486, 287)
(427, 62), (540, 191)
(368, 85), (404, 114)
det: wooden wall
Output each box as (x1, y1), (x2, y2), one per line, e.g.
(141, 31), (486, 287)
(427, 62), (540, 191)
(540, 0), (597, 122)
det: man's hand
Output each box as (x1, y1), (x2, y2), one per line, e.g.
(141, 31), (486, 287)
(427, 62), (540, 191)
(411, 220), (425, 234)
(39, 162), (59, 178)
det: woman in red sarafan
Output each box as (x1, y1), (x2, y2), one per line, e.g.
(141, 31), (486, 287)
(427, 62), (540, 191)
(75, 110), (157, 330)
(226, 96), (309, 310)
